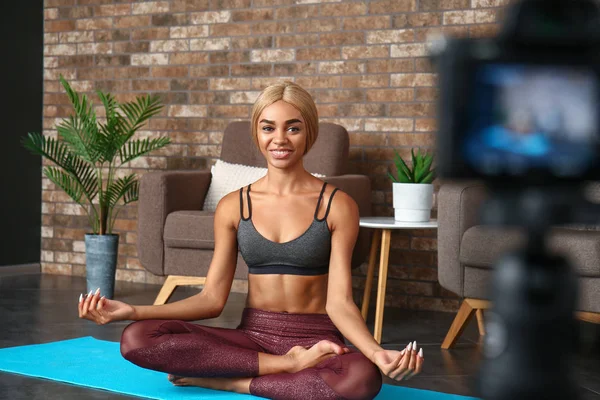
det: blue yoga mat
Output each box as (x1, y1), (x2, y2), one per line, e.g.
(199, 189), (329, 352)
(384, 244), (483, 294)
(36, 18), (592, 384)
(0, 337), (479, 400)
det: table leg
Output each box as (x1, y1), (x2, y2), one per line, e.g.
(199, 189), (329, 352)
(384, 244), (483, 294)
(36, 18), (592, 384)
(361, 230), (381, 321)
(374, 229), (392, 344)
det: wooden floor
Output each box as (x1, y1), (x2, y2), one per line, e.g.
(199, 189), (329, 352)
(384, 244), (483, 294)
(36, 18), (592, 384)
(0, 272), (599, 399)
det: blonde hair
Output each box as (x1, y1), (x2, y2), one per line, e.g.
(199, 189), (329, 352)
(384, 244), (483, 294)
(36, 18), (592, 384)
(251, 81), (319, 155)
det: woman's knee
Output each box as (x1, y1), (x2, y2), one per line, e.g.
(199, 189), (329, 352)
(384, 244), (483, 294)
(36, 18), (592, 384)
(120, 320), (191, 359)
(320, 352), (382, 400)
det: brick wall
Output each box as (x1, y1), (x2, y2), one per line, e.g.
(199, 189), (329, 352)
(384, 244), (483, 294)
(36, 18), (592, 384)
(41, 0), (507, 312)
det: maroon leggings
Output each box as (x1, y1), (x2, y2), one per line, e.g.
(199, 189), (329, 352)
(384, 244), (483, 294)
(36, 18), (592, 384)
(120, 308), (382, 400)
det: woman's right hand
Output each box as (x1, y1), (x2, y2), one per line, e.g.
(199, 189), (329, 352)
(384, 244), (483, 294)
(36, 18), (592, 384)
(78, 288), (136, 325)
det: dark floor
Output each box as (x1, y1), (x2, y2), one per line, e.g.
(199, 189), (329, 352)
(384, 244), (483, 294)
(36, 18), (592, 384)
(0, 272), (599, 399)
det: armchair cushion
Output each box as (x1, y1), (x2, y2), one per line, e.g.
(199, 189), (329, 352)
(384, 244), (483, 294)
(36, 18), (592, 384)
(461, 225), (600, 277)
(164, 210), (216, 250)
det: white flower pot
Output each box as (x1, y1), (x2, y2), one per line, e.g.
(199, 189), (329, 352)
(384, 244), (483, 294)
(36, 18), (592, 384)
(392, 183), (434, 222)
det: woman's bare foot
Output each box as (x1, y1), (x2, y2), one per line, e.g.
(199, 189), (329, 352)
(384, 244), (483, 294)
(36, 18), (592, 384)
(168, 375), (251, 393)
(285, 340), (350, 373)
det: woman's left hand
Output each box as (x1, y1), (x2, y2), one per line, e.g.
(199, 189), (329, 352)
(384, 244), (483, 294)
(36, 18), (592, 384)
(372, 341), (424, 381)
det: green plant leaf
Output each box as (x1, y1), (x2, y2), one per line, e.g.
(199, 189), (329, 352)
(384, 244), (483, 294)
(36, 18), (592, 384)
(421, 170), (436, 184)
(44, 166), (86, 205)
(394, 151), (413, 183)
(118, 94), (163, 139)
(119, 137), (171, 166)
(57, 76), (101, 164)
(414, 153), (434, 183)
(105, 174), (138, 209)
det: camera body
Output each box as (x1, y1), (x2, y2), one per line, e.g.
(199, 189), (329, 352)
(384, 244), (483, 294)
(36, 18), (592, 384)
(432, 1), (600, 399)
(436, 0), (600, 187)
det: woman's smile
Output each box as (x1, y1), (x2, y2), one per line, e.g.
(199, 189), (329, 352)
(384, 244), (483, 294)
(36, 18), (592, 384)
(270, 149), (294, 159)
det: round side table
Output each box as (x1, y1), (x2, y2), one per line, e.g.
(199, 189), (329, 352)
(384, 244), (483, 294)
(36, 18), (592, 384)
(359, 217), (438, 344)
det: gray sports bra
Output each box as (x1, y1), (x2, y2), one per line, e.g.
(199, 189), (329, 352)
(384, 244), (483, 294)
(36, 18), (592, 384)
(237, 182), (339, 276)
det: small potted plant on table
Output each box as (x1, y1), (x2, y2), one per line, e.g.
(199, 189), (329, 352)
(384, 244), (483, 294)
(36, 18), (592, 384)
(389, 148), (436, 222)
(22, 76), (170, 298)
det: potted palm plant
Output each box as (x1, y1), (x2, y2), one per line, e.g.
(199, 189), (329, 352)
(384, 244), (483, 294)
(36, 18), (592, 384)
(23, 76), (170, 298)
(388, 148), (436, 222)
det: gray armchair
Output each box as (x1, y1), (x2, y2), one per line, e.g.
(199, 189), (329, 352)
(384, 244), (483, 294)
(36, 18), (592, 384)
(437, 181), (600, 348)
(137, 121), (372, 305)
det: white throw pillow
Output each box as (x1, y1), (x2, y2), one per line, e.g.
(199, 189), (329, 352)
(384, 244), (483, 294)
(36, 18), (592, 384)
(202, 160), (326, 211)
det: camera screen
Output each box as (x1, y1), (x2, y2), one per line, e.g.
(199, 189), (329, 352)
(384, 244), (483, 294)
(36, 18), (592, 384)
(463, 64), (600, 178)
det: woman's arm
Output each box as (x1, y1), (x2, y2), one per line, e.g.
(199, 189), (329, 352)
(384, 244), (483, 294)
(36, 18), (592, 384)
(325, 190), (423, 380)
(324, 191), (383, 359)
(80, 191), (240, 323)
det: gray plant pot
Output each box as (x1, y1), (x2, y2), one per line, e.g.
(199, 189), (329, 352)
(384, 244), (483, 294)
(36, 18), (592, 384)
(85, 234), (119, 299)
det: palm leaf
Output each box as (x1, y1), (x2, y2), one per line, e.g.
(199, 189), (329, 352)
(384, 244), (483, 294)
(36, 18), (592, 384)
(23, 133), (98, 203)
(44, 167), (86, 205)
(119, 137), (171, 165)
(119, 94), (163, 139)
(22, 133), (70, 167)
(95, 91), (124, 164)
(58, 76), (100, 164)
(105, 174), (138, 209)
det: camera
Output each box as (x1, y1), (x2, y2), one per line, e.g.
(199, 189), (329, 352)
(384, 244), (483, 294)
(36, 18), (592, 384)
(435, 0), (600, 186)
(431, 0), (600, 399)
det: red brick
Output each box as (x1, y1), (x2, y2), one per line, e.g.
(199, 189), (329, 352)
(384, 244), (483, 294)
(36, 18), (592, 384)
(389, 103), (436, 117)
(170, 52), (209, 65)
(370, 0), (416, 13)
(388, 133), (436, 147)
(366, 59), (414, 74)
(276, 34), (318, 48)
(95, 4), (131, 17)
(295, 76), (340, 89)
(419, 0), (470, 10)
(207, 105), (250, 118)
(210, 23), (252, 37)
(232, 9), (273, 21)
(342, 45), (389, 59)
(252, 22), (294, 35)
(339, 104), (385, 117)
(231, 64), (272, 76)
(274, 5), (317, 20)
(170, 0), (210, 12)
(349, 132), (387, 146)
(415, 88), (439, 101)
(366, 88), (414, 102)
(151, 66), (189, 78)
(320, 32), (364, 46)
(190, 65), (229, 77)
(297, 47), (340, 61)
(115, 15), (152, 29)
(45, 20), (76, 33)
(211, 0), (251, 8)
(343, 16), (391, 30)
(296, 18), (340, 33)
(321, 2), (367, 16)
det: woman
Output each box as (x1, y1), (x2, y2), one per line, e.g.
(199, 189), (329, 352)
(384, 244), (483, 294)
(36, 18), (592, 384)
(78, 81), (424, 400)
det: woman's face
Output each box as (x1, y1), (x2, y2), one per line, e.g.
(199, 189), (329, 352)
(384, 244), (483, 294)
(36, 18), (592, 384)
(256, 100), (308, 169)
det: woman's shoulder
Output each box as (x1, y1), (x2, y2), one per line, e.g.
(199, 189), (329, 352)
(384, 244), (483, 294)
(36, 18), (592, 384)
(214, 188), (244, 219)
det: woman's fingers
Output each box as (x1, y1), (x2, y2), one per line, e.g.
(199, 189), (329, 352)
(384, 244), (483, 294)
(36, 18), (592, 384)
(77, 293), (84, 318)
(88, 288), (101, 312)
(386, 343), (411, 379)
(401, 344), (425, 381)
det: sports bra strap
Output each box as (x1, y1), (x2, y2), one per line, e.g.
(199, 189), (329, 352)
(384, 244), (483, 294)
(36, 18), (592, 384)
(314, 182), (328, 219)
(315, 183), (339, 222)
(239, 185), (253, 221)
